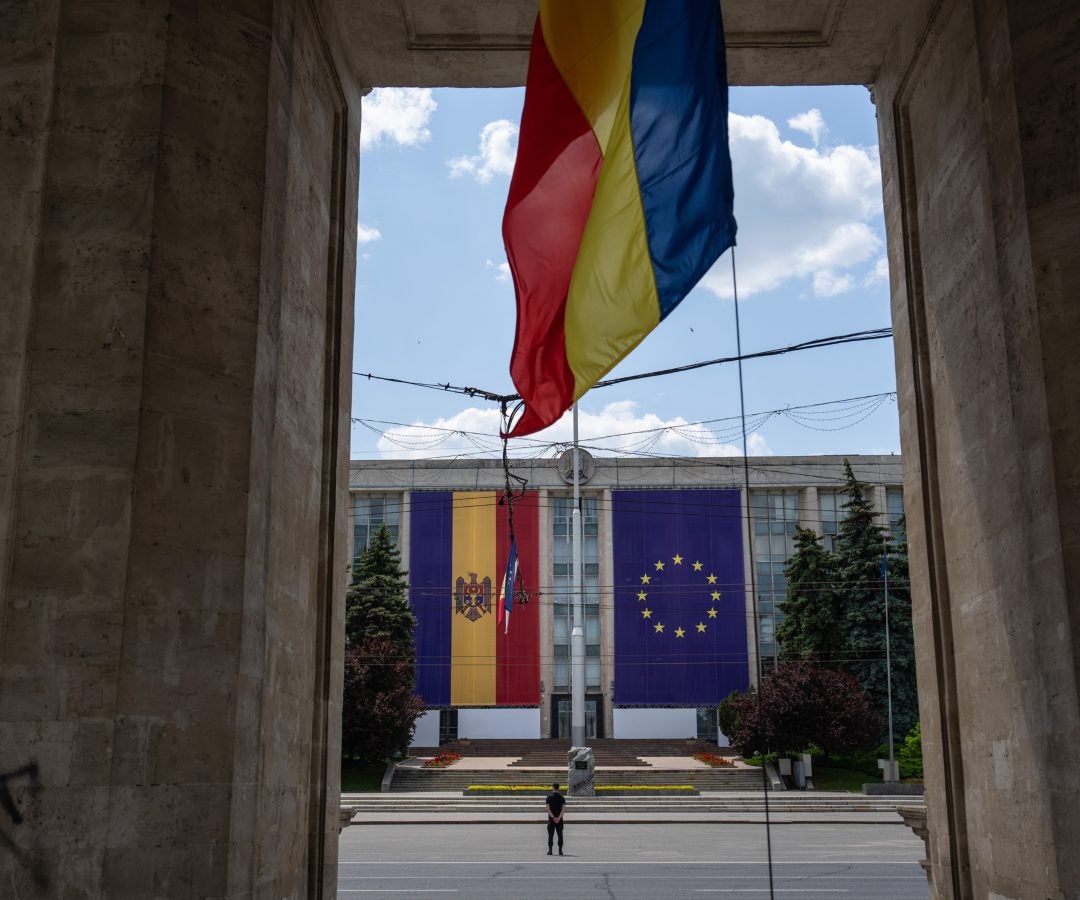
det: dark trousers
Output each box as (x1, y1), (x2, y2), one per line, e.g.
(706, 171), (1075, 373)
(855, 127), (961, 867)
(547, 819), (564, 848)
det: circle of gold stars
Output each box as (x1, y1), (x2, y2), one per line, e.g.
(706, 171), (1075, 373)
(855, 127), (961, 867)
(634, 552), (722, 637)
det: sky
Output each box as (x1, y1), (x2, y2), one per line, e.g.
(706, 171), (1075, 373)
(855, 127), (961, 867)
(352, 85), (900, 462)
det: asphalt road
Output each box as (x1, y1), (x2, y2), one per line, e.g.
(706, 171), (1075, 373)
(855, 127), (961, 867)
(338, 822), (929, 899)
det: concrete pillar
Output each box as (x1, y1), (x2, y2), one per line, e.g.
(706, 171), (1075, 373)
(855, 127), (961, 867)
(0, 0), (360, 895)
(876, 0), (1080, 896)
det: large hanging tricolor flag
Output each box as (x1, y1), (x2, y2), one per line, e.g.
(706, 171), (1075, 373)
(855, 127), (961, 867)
(410, 491), (540, 706)
(503, 1), (737, 437)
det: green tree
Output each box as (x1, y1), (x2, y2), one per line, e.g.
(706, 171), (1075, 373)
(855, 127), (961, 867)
(341, 637), (426, 764)
(775, 527), (843, 663)
(835, 462), (918, 741)
(342, 524), (423, 765)
(346, 523), (415, 658)
(717, 690), (742, 745)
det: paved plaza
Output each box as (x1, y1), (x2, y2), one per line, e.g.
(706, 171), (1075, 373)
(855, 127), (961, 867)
(338, 820), (928, 898)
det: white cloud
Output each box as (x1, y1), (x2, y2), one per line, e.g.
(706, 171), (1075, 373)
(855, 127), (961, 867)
(812, 270), (855, 297)
(361, 88), (437, 150)
(863, 255), (890, 287)
(448, 119), (518, 184)
(371, 401), (772, 460)
(485, 259), (512, 283)
(788, 108), (828, 146)
(357, 223), (382, 244)
(699, 112), (883, 301)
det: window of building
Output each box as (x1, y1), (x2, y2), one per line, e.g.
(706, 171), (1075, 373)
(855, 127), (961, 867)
(352, 492), (401, 562)
(886, 486), (905, 535)
(552, 495), (601, 692)
(750, 490), (800, 663)
(818, 489), (849, 552)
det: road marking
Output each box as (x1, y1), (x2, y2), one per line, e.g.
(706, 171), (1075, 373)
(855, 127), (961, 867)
(338, 860), (921, 866)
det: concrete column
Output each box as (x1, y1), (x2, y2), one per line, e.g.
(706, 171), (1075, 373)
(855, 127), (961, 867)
(0, 0), (360, 896)
(877, 0), (1080, 896)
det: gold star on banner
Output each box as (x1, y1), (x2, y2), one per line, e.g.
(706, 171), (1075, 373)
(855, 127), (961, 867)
(654, 622), (664, 634)
(692, 561), (703, 571)
(640, 574), (651, 585)
(707, 574), (718, 584)
(672, 554), (683, 565)
(642, 607), (652, 619)
(711, 590), (722, 601)
(707, 608), (718, 619)
(674, 627), (686, 638)
(654, 560), (665, 571)
(696, 622), (707, 633)
(637, 590), (647, 602)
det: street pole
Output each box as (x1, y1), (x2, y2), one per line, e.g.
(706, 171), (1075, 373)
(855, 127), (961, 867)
(570, 402), (586, 748)
(883, 540), (896, 782)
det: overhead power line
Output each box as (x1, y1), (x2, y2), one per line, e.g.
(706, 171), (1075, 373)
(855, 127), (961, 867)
(351, 327), (893, 404)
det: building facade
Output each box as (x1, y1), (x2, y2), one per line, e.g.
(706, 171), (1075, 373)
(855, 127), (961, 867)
(350, 454), (904, 744)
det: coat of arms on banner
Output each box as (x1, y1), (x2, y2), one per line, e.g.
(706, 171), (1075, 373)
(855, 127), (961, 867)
(455, 572), (492, 622)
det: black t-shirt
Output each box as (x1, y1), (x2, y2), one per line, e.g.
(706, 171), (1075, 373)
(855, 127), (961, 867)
(546, 792), (566, 819)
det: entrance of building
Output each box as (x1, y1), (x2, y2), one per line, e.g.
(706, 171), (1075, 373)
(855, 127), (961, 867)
(550, 694), (604, 739)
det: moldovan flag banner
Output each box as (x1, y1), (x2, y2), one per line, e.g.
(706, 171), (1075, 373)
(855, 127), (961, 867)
(503, 1), (737, 437)
(612, 490), (749, 705)
(409, 491), (540, 706)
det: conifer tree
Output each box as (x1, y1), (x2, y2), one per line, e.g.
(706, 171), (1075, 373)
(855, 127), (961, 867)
(345, 522), (415, 660)
(341, 524), (423, 763)
(835, 461), (918, 742)
(775, 527), (843, 663)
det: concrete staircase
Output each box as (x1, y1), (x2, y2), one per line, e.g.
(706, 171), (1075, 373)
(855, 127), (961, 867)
(389, 765), (761, 792)
(345, 793), (926, 815)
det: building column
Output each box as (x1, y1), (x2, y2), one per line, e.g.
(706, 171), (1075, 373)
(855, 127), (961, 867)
(0, 1), (360, 896)
(877, 0), (1080, 896)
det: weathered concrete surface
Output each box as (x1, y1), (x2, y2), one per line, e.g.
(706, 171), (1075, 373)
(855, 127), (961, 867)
(0, 0), (358, 896)
(876, 0), (1080, 897)
(2, 1), (1078, 898)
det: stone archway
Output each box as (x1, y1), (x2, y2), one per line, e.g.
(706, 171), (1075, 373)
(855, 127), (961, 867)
(1, 1), (1077, 897)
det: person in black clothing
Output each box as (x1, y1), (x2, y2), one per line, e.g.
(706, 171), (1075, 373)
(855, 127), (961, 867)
(545, 783), (566, 855)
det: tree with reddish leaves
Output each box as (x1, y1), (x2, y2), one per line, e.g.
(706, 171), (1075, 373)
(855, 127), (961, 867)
(730, 661), (882, 759)
(341, 637), (426, 764)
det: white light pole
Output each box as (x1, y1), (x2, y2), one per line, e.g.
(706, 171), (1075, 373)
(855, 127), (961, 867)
(883, 539), (896, 782)
(570, 402), (586, 748)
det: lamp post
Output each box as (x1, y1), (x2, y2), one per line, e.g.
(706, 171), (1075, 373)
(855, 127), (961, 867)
(882, 540), (896, 782)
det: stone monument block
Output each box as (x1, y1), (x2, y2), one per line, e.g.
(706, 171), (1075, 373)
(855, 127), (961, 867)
(567, 746), (595, 797)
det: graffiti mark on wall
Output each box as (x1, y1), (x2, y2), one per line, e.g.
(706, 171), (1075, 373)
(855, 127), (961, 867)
(0, 762), (47, 889)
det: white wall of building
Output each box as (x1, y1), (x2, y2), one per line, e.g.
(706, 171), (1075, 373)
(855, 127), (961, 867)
(412, 710), (441, 747)
(458, 708), (541, 738)
(613, 707), (697, 738)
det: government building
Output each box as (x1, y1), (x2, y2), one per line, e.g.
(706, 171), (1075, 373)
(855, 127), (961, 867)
(349, 454), (904, 745)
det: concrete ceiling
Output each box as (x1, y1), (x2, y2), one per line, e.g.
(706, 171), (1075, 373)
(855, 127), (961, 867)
(329, 0), (904, 89)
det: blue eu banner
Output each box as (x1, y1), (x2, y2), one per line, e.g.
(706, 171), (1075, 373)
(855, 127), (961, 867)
(612, 490), (750, 705)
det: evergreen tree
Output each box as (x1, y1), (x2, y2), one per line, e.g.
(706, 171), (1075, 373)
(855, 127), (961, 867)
(341, 525), (424, 764)
(775, 527), (843, 663)
(835, 461), (919, 742)
(882, 517), (919, 738)
(345, 523), (415, 659)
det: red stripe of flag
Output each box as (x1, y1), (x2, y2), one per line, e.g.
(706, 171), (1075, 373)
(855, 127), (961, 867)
(495, 492), (540, 705)
(502, 17), (602, 438)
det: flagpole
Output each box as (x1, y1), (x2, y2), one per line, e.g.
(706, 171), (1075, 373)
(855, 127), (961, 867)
(883, 540), (896, 781)
(570, 402), (586, 748)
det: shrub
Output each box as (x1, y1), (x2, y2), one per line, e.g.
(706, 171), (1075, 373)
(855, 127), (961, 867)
(898, 722), (923, 779)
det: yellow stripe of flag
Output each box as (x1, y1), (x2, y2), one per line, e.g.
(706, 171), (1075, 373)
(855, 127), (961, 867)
(450, 491), (497, 706)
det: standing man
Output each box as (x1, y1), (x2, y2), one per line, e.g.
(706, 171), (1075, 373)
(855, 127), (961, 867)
(545, 782), (566, 855)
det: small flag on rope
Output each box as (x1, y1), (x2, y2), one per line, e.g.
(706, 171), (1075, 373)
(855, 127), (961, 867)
(498, 538), (519, 635)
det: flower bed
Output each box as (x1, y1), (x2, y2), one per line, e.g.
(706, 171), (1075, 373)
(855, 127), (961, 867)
(423, 752), (462, 768)
(693, 752), (735, 767)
